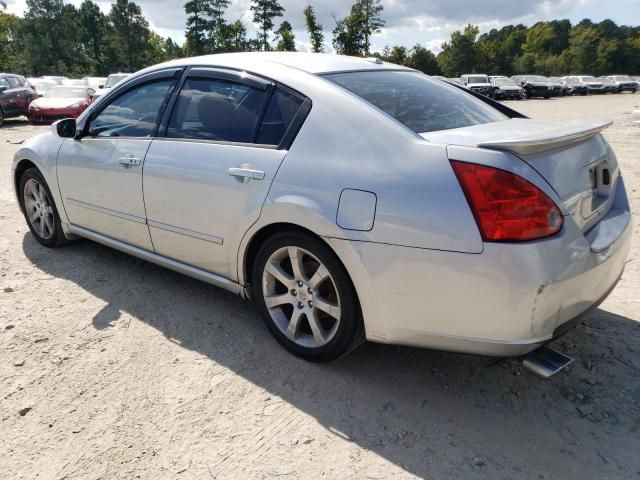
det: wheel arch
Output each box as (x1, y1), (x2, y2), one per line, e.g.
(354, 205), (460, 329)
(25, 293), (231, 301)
(14, 159), (39, 212)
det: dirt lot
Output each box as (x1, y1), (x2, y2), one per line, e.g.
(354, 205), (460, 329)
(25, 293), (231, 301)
(1, 94), (639, 480)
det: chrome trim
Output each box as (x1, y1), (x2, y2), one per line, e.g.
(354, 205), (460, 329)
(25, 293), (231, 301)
(66, 198), (147, 225)
(147, 219), (223, 245)
(67, 225), (241, 294)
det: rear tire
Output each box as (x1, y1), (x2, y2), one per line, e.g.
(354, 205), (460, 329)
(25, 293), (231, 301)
(252, 231), (364, 362)
(19, 168), (68, 248)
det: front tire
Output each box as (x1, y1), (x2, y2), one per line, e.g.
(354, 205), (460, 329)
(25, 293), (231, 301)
(252, 231), (364, 362)
(19, 168), (68, 248)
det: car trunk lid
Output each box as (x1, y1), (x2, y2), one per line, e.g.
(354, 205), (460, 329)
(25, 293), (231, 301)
(422, 118), (617, 232)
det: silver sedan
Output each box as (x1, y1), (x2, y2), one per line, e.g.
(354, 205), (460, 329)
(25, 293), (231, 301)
(12, 53), (632, 362)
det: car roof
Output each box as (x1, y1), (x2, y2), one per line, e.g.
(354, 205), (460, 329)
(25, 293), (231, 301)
(159, 52), (413, 75)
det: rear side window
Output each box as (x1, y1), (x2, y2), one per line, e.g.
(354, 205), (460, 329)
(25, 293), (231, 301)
(256, 89), (303, 145)
(325, 71), (507, 134)
(167, 78), (269, 144)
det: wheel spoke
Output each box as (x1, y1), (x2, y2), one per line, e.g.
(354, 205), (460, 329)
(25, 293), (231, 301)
(265, 261), (294, 288)
(25, 198), (37, 211)
(38, 184), (47, 203)
(308, 310), (327, 346)
(314, 297), (341, 321)
(265, 293), (292, 309)
(43, 215), (54, 235)
(308, 264), (330, 291)
(286, 309), (303, 339)
(29, 210), (39, 223)
(38, 217), (45, 237)
(288, 247), (306, 281)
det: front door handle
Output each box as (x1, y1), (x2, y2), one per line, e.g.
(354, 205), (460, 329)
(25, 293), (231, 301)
(118, 156), (141, 167)
(228, 167), (265, 182)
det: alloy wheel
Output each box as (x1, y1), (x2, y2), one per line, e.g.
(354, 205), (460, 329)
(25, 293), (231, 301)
(23, 179), (54, 240)
(262, 246), (341, 349)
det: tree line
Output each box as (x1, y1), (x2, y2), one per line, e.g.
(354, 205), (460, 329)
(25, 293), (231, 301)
(0, 0), (638, 78)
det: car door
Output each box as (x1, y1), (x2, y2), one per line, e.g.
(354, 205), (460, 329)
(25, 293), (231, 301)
(8, 76), (33, 114)
(143, 68), (309, 279)
(56, 68), (180, 250)
(0, 76), (17, 116)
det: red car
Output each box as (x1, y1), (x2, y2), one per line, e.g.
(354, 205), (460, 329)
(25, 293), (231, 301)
(28, 85), (95, 124)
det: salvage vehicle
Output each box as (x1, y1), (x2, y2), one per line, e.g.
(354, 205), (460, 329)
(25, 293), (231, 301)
(561, 76), (589, 95)
(511, 75), (551, 98)
(489, 77), (524, 99)
(605, 75), (637, 93)
(596, 77), (617, 94)
(564, 76), (606, 94)
(12, 53), (632, 367)
(0, 73), (38, 127)
(460, 74), (492, 96)
(28, 86), (95, 124)
(93, 73), (131, 98)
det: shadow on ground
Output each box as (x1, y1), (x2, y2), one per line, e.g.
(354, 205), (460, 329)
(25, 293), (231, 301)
(22, 233), (640, 479)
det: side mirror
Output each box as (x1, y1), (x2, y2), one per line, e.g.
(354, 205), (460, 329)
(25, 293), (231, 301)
(52, 118), (77, 138)
(0, 86), (7, 93)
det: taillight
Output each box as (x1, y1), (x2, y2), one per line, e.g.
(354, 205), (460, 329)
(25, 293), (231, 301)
(450, 160), (563, 242)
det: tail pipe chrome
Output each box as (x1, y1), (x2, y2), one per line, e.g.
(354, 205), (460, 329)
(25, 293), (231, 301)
(522, 346), (574, 378)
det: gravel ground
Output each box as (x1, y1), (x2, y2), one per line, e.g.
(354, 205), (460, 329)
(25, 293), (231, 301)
(1, 93), (639, 480)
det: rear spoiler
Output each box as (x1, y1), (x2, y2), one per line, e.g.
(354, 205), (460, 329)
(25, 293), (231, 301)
(478, 119), (613, 155)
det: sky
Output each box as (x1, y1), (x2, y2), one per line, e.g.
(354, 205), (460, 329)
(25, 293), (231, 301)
(5, 0), (640, 53)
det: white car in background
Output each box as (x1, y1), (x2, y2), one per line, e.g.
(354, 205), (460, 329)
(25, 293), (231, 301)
(93, 73), (131, 98)
(28, 78), (58, 97)
(83, 76), (108, 91)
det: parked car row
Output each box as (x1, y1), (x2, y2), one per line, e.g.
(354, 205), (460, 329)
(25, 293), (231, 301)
(450, 73), (638, 100)
(0, 72), (131, 127)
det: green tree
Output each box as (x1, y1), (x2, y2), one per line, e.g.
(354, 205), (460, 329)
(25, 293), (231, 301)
(406, 44), (441, 75)
(0, 11), (20, 71)
(303, 3), (323, 53)
(275, 20), (296, 51)
(331, 5), (366, 56)
(205, 0), (230, 52)
(219, 19), (248, 51)
(250, 0), (284, 51)
(79, 0), (108, 74)
(437, 24), (479, 77)
(184, 0), (210, 55)
(109, 0), (153, 72)
(358, 0), (384, 55)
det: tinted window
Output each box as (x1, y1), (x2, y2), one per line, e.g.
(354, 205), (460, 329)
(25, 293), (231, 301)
(7, 76), (21, 88)
(326, 71), (507, 134)
(0, 77), (9, 89)
(167, 77), (269, 143)
(256, 89), (303, 145)
(89, 79), (173, 138)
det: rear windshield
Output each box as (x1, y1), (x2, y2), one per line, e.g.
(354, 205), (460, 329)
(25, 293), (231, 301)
(325, 70), (507, 134)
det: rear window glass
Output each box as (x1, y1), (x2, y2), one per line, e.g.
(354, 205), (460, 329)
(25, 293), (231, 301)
(325, 71), (507, 134)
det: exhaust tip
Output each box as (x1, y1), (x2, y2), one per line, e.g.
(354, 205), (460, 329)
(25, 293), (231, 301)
(523, 346), (574, 378)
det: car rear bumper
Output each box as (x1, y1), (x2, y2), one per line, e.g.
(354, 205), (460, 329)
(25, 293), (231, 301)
(327, 179), (632, 357)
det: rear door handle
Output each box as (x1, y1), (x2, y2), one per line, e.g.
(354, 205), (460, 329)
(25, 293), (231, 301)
(228, 167), (265, 181)
(118, 156), (141, 167)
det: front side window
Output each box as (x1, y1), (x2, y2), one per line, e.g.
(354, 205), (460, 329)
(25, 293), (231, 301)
(0, 77), (10, 89)
(325, 70), (507, 134)
(167, 77), (269, 143)
(88, 79), (173, 138)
